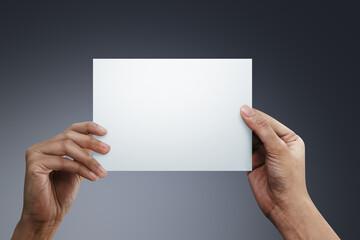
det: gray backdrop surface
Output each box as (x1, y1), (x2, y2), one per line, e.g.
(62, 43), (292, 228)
(0, 1), (359, 239)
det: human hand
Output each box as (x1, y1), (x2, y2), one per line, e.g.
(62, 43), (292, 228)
(12, 122), (110, 240)
(240, 105), (339, 239)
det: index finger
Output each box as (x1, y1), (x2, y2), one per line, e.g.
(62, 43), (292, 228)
(240, 105), (285, 152)
(253, 109), (293, 138)
(68, 122), (107, 136)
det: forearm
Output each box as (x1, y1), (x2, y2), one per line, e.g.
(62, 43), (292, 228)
(269, 196), (339, 240)
(12, 217), (60, 240)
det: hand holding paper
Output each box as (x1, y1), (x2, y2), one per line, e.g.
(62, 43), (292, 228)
(13, 103), (340, 240)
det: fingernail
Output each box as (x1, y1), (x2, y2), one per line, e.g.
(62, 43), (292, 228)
(89, 171), (99, 181)
(99, 142), (110, 150)
(96, 124), (107, 132)
(241, 105), (255, 118)
(98, 165), (107, 176)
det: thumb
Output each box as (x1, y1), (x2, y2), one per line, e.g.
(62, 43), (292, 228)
(240, 105), (286, 153)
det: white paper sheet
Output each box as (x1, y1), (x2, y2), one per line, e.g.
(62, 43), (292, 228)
(93, 59), (252, 171)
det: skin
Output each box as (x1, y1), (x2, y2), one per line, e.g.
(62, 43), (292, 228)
(240, 105), (339, 239)
(12, 122), (110, 240)
(12, 106), (339, 239)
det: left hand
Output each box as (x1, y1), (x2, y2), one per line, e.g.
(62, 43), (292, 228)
(12, 122), (110, 240)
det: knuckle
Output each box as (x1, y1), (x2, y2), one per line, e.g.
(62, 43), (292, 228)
(297, 135), (305, 148)
(85, 121), (94, 129)
(255, 117), (270, 129)
(58, 159), (67, 171)
(74, 161), (82, 173)
(63, 130), (73, 139)
(81, 152), (94, 163)
(282, 131), (305, 149)
(25, 147), (33, 160)
(286, 131), (297, 141)
(68, 123), (78, 131)
(283, 131), (300, 143)
(25, 146), (38, 162)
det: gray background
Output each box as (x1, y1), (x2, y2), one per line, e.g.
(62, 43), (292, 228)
(0, 0), (359, 239)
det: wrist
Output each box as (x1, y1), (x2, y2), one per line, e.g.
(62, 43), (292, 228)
(269, 195), (316, 239)
(12, 216), (61, 240)
(268, 195), (339, 240)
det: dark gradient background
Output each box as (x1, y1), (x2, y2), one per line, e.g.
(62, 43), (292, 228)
(1, 1), (359, 239)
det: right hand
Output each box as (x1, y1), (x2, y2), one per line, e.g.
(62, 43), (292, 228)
(240, 105), (339, 239)
(240, 105), (308, 217)
(12, 122), (110, 240)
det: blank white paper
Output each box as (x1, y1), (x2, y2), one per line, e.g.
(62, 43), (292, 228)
(93, 59), (252, 171)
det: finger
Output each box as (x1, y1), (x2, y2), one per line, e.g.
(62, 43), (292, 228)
(252, 133), (261, 151)
(252, 151), (265, 170)
(38, 139), (107, 178)
(252, 109), (296, 143)
(67, 122), (107, 136)
(63, 130), (110, 154)
(247, 151), (265, 175)
(40, 156), (99, 181)
(240, 105), (286, 153)
(29, 122), (107, 150)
